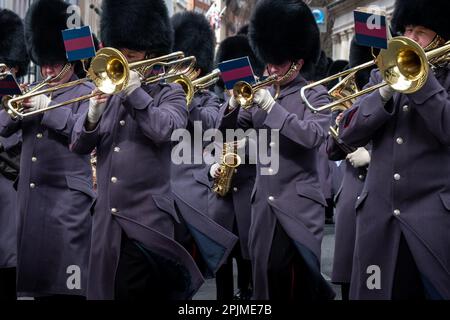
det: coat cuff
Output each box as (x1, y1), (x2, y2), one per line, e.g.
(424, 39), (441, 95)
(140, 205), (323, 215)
(263, 102), (289, 129)
(123, 87), (154, 110)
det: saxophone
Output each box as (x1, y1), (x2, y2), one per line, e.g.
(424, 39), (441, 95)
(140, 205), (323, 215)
(212, 141), (242, 197)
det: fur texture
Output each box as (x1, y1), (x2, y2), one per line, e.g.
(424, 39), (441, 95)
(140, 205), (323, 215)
(172, 11), (215, 76)
(248, 0), (320, 67)
(100, 0), (173, 55)
(0, 9), (29, 77)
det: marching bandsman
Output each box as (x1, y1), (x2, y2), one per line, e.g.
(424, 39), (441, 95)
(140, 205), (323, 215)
(339, 0), (450, 299)
(217, 0), (335, 300)
(208, 34), (263, 300)
(328, 38), (374, 300)
(71, 0), (203, 300)
(0, 0), (95, 299)
(170, 11), (238, 279)
(0, 8), (28, 300)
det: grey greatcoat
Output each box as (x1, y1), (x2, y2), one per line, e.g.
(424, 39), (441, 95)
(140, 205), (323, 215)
(327, 136), (368, 284)
(340, 67), (450, 299)
(0, 75), (94, 297)
(71, 82), (204, 300)
(171, 90), (238, 275)
(217, 75), (335, 299)
(0, 134), (20, 269)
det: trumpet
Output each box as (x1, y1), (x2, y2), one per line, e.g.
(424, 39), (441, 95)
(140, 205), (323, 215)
(233, 74), (279, 109)
(301, 36), (450, 113)
(5, 48), (197, 119)
(169, 68), (221, 105)
(233, 62), (299, 109)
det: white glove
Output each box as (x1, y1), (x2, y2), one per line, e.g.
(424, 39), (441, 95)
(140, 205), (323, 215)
(253, 89), (276, 113)
(346, 147), (371, 168)
(122, 70), (141, 96)
(379, 84), (395, 103)
(209, 163), (221, 178)
(24, 94), (51, 112)
(228, 95), (239, 110)
(87, 96), (107, 125)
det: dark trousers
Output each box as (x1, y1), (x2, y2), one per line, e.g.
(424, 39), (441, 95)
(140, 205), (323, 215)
(215, 242), (252, 300)
(0, 267), (16, 300)
(268, 222), (325, 301)
(391, 234), (426, 300)
(114, 233), (167, 300)
(340, 283), (350, 301)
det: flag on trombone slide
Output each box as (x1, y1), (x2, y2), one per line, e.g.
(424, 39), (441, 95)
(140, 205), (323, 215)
(62, 26), (96, 62)
(0, 74), (22, 98)
(354, 7), (388, 49)
(218, 56), (256, 90)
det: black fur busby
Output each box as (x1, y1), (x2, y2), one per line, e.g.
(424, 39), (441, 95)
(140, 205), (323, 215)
(237, 25), (249, 36)
(392, 0), (450, 41)
(216, 35), (265, 78)
(100, 0), (173, 56)
(172, 11), (215, 77)
(215, 35), (265, 90)
(249, 0), (320, 67)
(24, 0), (72, 66)
(349, 36), (380, 90)
(0, 9), (29, 77)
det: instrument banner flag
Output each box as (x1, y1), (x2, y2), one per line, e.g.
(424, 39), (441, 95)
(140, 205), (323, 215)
(0, 74), (22, 97)
(218, 56), (256, 90)
(62, 26), (96, 62)
(354, 8), (388, 49)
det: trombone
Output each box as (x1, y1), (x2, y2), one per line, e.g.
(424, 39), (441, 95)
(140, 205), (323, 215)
(233, 62), (299, 109)
(169, 68), (221, 105)
(5, 47), (197, 119)
(301, 36), (450, 112)
(2, 64), (72, 118)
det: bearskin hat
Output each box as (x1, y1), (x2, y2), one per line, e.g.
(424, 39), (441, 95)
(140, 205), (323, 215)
(248, 0), (320, 67)
(100, 0), (173, 56)
(172, 11), (215, 77)
(24, 0), (73, 66)
(216, 35), (265, 78)
(0, 9), (29, 77)
(349, 36), (380, 90)
(237, 25), (249, 36)
(392, 0), (450, 41)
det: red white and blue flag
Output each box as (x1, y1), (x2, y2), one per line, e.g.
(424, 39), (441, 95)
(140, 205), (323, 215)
(62, 26), (96, 62)
(0, 74), (22, 98)
(218, 56), (256, 90)
(354, 9), (388, 49)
